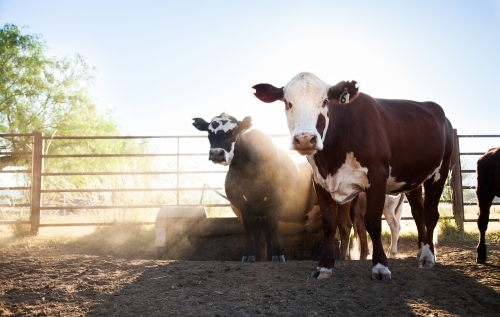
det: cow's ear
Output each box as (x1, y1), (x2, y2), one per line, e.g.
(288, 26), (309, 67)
(192, 118), (210, 131)
(327, 80), (359, 104)
(252, 84), (284, 103)
(239, 116), (253, 132)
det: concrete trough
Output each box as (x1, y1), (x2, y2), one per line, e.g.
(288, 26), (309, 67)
(154, 205), (337, 261)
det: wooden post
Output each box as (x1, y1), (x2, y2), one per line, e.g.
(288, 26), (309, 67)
(450, 129), (464, 232)
(30, 132), (43, 236)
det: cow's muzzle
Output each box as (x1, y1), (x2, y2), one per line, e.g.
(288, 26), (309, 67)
(292, 133), (318, 155)
(209, 148), (226, 163)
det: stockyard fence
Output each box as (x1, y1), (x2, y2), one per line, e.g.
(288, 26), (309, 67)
(0, 130), (499, 235)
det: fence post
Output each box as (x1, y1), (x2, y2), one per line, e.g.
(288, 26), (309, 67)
(450, 129), (464, 232)
(30, 132), (43, 236)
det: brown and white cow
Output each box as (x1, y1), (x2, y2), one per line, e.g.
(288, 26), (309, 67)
(476, 147), (500, 264)
(253, 72), (453, 280)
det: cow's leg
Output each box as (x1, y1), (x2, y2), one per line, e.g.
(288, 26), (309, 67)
(311, 183), (338, 279)
(338, 201), (352, 261)
(406, 187), (426, 249)
(418, 158), (450, 268)
(365, 173), (391, 280)
(262, 212), (285, 262)
(240, 211), (258, 263)
(253, 227), (263, 261)
(476, 189), (494, 264)
(351, 194), (369, 260)
(384, 195), (403, 257)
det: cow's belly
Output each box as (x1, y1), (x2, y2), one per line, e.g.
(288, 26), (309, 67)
(386, 161), (444, 194)
(309, 152), (370, 205)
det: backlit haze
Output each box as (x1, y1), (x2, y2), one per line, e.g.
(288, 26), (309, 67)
(1, 0), (499, 142)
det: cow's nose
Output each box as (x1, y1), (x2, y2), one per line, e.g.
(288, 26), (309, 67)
(293, 133), (317, 149)
(209, 149), (225, 162)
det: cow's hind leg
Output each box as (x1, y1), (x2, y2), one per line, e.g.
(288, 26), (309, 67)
(385, 195), (403, 257)
(338, 201), (352, 260)
(476, 190), (494, 264)
(418, 159), (450, 268)
(350, 194), (369, 260)
(406, 186), (425, 252)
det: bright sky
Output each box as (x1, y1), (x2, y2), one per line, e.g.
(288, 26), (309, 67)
(1, 0), (500, 139)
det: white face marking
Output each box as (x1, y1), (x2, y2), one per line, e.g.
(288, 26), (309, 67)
(283, 72), (330, 152)
(308, 152), (370, 204)
(211, 141), (235, 166)
(208, 114), (238, 134)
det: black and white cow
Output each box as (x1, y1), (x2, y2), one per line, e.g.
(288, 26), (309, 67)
(253, 72), (453, 279)
(192, 113), (318, 262)
(476, 147), (500, 264)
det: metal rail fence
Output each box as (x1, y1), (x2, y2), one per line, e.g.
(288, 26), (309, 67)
(0, 131), (498, 235)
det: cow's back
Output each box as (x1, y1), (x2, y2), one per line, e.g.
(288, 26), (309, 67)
(325, 93), (453, 193)
(477, 147), (500, 197)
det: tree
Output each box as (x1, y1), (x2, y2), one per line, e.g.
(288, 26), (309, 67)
(0, 24), (161, 208)
(0, 23), (120, 157)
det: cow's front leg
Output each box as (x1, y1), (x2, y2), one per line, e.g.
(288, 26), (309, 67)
(311, 183), (338, 279)
(241, 212), (258, 263)
(365, 175), (391, 280)
(262, 213), (285, 262)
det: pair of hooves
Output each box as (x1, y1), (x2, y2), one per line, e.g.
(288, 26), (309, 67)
(241, 255), (285, 263)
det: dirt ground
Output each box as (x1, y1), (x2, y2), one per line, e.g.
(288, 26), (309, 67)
(0, 233), (499, 317)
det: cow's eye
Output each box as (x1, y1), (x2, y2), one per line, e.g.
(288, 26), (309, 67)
(284, 100), (292, 110)
(322, 99), (328, 108)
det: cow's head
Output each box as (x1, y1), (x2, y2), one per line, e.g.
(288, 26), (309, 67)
(192, 113), (252, 166)
(253, 72), (358, 156)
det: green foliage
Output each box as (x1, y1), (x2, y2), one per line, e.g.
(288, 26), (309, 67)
(0, 23), (120, 155)
(438, 217), (477, 242)
(0, 24), (167, 207)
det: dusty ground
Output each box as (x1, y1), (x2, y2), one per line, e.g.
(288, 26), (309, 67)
(0, 232), (499, 317)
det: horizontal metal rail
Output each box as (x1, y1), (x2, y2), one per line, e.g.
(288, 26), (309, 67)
(42, 153), (208, 158)
(0, 170), (31, 174)
(457, 135), (500, 138)
(0, 151), (32, 156)
(0, 133), (34, 137)
(41, 134), (289, 140)
(40, 187), (224, 193)
(0, 186), (30, 190)
(39, 203), (231, 210)
(460, 152), (489, 156)
(41, 170), (225, 176)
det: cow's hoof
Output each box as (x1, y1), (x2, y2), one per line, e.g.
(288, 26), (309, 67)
(417, 244), (435, 268)
(272, 255), (285, 262)
(311, 267), (332, 279)
(241, 255), (255, 263)
(476, 257), (487, 264)
(371, 263), (392, 281)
